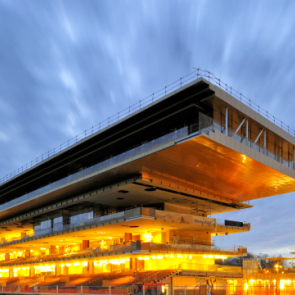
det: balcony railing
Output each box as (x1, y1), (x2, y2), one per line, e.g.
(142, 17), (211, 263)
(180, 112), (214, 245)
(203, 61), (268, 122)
(0, 208), (248, 248)
(0, 242), (246, 269)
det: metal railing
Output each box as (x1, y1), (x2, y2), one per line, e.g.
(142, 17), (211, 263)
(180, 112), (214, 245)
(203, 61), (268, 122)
(0, 242), (246, 269)
(1, 68), (294, 185)
(0, 284), (287, 295)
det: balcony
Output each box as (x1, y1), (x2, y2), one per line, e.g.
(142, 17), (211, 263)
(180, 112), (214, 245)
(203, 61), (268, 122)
(0, 241), (246, 270)
(0, 208), (249, 248)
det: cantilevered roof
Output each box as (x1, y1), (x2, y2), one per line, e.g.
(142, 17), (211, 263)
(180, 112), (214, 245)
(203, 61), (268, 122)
(0, 77), (295, 220)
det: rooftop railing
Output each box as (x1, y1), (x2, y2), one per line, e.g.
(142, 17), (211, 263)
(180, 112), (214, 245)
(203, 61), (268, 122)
(1, 69), (294, 185)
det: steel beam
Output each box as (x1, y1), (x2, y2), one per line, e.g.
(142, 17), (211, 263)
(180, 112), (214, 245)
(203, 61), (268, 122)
(232, 118), (246, 138)
(225, 106), (228, 136)
(263, 129), (266, 155)
(246, 119), (249, 145)
(252, 129), (264, 147)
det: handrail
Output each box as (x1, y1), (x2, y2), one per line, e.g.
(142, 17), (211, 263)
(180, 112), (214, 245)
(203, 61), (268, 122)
(138, 264), (178, 284)
(1, 68), (294, 185)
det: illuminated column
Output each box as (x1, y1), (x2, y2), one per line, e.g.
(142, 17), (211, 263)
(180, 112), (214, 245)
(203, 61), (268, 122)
(125, 233), (132, 243)
(49, 246), (56, 255)
(25, 250), (31, 258)
(133, 258), (138, 271)
(81, 240), (89, 250)
(59, 246), (65, 254)
(4, 253), (9, 261)
(9, 268), (13, 278)
(56, 265), (61, 276)
(89, 262), (94, 275)
(30, 266), (35, 277)
(64, 266), (69, 275)
(83, 262), (89, 275)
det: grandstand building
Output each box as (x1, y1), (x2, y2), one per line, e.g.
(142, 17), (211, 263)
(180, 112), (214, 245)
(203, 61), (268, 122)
(0, 74), (294, 291)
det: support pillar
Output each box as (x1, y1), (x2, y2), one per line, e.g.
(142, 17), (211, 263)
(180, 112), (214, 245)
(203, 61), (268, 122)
(59, 246), (65, 254)
(225, 106), (228, 136)
(9, 268), (13, 278)
(263, 130), (267, 154)
(89, 262), (94, 275)
(30, 266), (35, 277)
(49, 245), (56, 255)
(124, 233), (132, 243)
(81, 240), (89, 250)
(25, 250), (31, 258)
(246, 119), (249, 146)
(4, 253), (9, 261)
(293, 148), (295, 169)
(56, 265), (61, 276)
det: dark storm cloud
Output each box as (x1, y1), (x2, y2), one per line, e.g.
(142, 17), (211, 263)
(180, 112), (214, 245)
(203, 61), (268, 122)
(1, 0), (295, 255)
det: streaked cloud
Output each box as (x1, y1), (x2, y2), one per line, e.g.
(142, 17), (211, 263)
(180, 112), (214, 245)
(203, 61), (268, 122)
(0, 0), (295, 256)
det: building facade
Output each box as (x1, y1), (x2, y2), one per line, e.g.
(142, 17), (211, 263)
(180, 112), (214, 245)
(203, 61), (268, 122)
(0, 76), (294, 292)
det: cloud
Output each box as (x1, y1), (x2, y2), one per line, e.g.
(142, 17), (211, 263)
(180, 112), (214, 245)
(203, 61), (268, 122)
(0, 0), (295, 255)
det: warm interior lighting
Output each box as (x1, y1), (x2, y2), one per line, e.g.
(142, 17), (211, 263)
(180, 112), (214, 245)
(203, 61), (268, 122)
(143, 233), (153, 243)
(280, 280), (285, 290)
(244, 283), (248, 290)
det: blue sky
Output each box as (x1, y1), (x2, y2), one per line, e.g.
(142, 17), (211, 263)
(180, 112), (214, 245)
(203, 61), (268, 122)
(1, 0), (295, 257)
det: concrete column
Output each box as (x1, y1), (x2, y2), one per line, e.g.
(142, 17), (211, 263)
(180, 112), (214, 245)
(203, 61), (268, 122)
(30, 266), (35, 277)
(56, 265), (61, 276)
(83, 263), (89, 275)
(49, 246), (56, 255)
(59, 246), (65, 254)
(81, 240), (89, 250)
(89, 262), (94, 275)
(9, 268), (13, 278)
(25, 250), (31, 258)
(5, 253), (10, 261)
(125, 233), (132, 243)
